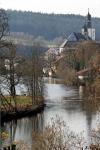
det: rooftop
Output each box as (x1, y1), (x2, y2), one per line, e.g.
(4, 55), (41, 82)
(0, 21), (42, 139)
(60, 32), (91, 48)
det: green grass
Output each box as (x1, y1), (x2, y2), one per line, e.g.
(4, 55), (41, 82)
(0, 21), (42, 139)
(16, 96), (32, 105)
(1, 95), (44, 112)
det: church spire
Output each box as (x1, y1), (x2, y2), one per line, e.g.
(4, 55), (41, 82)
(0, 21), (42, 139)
(87, 8), (92, 28)
(88, 8), (89, 14)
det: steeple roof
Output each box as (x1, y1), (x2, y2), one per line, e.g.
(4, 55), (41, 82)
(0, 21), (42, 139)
(87, 8), (91, 21)
(82, 9), (92, 29)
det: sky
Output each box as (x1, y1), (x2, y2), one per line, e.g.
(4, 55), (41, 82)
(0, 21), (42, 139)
(0, 0), (100, 17)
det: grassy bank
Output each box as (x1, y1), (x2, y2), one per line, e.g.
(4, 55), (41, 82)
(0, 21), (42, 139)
(1, 95), (44, 111)
(1, 95), (45, 121)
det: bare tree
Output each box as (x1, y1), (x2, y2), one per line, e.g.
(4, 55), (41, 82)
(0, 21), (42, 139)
(21, 42), (44, 105)
(0, 8), (9, 41)
(0, 8), (9, 81)
(75, 41), (100, 69)
(0, 42), (21, 111)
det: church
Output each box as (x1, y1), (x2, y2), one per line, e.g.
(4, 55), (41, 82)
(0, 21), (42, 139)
(82, 9), (95, 40)
(59, 10), (96, 53)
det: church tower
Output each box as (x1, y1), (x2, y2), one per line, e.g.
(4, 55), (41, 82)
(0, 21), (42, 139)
(82, 9), (95, 40)
(87, 9), (92, 28)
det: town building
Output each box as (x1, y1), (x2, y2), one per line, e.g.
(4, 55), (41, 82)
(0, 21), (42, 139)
(45, 47), (59, 61)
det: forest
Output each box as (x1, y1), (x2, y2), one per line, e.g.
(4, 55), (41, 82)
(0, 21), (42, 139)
(7, 10), (100, 40)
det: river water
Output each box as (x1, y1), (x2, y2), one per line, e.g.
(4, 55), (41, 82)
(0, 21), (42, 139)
(1, 77), (100, 149)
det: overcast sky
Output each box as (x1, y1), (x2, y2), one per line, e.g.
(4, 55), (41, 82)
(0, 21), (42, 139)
(0, 0), (100, 17)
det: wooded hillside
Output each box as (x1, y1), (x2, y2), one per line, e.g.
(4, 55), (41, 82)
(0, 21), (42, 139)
(7, 10), (100, 40)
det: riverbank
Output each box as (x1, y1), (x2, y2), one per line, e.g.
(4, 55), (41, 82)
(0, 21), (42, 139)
(1, 103), (45, 122)
(1, 95), (45, 122)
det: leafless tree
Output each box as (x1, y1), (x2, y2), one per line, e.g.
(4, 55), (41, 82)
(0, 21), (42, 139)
(21, 41), (44, 105)
(0, 8), (9, 41)
(0, 42), (22, 111)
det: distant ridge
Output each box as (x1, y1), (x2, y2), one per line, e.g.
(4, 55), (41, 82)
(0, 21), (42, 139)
(7, 10), (100, 40)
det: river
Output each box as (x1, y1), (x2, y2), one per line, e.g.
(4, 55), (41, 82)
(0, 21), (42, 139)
(1, 77), (100, 149)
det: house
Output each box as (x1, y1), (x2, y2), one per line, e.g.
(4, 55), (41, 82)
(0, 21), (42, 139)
(5, 59), (18, 70)
(45, 47), (59, 61)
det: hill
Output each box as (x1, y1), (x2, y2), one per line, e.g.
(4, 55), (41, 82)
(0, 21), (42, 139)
(7, 10), (100, 40)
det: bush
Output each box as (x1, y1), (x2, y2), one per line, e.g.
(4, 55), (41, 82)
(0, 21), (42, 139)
(32, 117), (84, 150)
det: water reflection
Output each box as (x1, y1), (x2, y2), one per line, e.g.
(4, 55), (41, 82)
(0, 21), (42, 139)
(43, 78), (100, 145)
(2, 77), (100, 148)
(2, 113), (44, 148)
